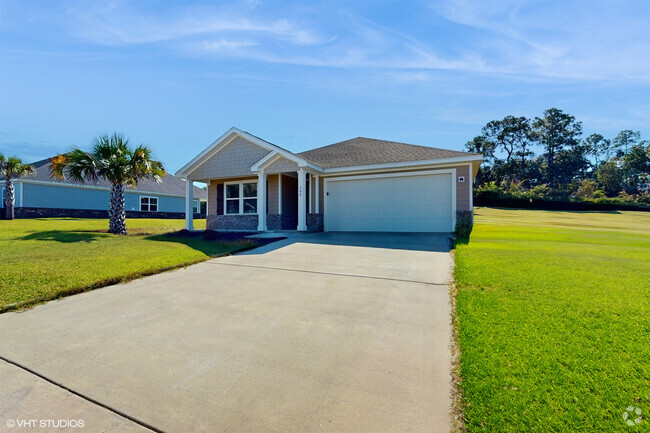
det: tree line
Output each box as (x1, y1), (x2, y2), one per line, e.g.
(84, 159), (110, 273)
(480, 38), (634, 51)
(466, 108), (650, 204)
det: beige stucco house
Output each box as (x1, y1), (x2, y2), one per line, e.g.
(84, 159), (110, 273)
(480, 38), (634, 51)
(176, 127), (482, 233)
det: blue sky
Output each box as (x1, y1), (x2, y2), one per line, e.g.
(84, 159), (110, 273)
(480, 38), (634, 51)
(1, 0), (649, 173)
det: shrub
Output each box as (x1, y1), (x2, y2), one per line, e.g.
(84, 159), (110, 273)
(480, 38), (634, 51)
(455, 211), (474, 239)
(574, 179), (598, 199)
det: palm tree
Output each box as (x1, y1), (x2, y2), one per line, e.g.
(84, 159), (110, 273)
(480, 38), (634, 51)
(0, 155), (36, 220)
(50, 133), (165, 234)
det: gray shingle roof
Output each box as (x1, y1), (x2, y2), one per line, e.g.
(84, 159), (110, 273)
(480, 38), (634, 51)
(297, 137), (480, 169)
(7, 158), (207, 199)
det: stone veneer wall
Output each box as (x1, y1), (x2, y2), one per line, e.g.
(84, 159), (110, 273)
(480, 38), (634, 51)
(306, 213), (324, 232)
(11, 207), (204, 219)
(207, 214), (258, 231)
(266, 214), (298, 231)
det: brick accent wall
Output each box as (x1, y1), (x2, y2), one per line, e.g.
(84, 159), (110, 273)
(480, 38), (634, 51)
(306, 213), (324, 232)
(207, 214), (258, 231)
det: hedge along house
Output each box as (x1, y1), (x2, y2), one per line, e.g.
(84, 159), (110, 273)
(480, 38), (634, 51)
(177, 128), (482, 233)
(0, 157), (207, 219)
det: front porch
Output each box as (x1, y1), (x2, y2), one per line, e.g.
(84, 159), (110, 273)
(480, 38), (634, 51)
(184, 170), (324, 233)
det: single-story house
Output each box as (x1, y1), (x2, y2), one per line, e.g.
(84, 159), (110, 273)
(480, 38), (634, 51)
(176, 127), (482, 233)
(1, 157), (207, 219)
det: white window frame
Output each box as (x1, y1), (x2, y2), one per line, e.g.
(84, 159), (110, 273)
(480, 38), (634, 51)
(224, 180), (258, 215)
(140, 196), (159, 212)
(192, 199), (200, 214)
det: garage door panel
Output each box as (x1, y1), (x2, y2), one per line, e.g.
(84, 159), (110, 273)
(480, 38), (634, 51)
(326, 173), (453, 233)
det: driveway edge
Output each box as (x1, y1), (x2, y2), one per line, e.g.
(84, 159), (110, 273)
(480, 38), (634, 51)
(449, 249), (467, 432)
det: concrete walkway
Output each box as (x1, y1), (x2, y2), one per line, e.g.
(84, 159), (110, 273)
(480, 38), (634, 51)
(0, 233), (453, 433)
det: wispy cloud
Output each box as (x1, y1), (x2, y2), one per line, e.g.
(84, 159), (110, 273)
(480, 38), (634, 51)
(56, 0), (650, 83)
(431, 0), (650, 81)
(67, 1), (328, 46)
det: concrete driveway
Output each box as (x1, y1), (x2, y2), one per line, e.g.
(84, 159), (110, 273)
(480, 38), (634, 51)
(0, 233), (453, 433)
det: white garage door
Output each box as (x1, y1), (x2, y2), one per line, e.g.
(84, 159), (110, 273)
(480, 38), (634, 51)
(325, 171), (454, 232)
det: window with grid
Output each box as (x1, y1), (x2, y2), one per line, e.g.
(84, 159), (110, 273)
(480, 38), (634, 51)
(140, 196), (158, 212)
(225, 181), (257, 214)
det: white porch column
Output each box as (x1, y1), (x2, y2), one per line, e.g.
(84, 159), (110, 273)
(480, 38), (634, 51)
(308, 174), (313, 214)
(297, 168), (307, 231)
(185, 180), (194, 231)
(257, 171), (267, 231)
(315, 175), (320, 214)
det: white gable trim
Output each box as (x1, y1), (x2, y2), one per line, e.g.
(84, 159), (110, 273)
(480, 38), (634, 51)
(250, 152), (282, 172)
(322, 155), (483, 174)
(175, 127), (322, 178)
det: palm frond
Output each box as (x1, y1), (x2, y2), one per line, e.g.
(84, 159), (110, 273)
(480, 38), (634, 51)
(57, 148), (100, 184)
(3, 156), (35, 179)
(130, 144), (166, 185)
(49, 154), (69, 180)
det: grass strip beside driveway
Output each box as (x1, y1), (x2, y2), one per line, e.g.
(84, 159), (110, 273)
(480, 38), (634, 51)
(455, 208), (650, 432)
(0, 218), (253, 312)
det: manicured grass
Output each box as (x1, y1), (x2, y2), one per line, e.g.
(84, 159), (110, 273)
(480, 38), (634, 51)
(0, 218), (253, 311)
(455, 208), (650, 432)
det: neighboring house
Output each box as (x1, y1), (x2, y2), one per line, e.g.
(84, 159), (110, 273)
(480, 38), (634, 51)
(176, 127), (482, 233)
(1, 157), (207, 219)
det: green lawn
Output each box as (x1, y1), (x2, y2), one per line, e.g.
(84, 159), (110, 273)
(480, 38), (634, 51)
(455, 208), (650, 432)
(0, 218), (252, 312)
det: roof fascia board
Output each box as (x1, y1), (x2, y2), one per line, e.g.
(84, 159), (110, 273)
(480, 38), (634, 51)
(322, 155), (483, 174)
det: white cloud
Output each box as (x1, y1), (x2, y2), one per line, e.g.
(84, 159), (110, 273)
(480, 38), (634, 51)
(430, 0), (650, 81)
(62, 0), (650, 82)
(68, 1), (328, 46)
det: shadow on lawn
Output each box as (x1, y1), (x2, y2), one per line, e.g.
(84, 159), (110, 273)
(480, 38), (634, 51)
(146, 230), (283, 256)
(20, 230), (108, 243)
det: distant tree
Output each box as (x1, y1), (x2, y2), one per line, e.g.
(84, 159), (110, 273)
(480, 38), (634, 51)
(50, 133), (165, 234)
(0, 155), (36, 220)
(554, 143), (591, 185)
(482, 115), (534, 183)
(465, 135), (496, 185)
(613, 130), (640, 157)
(596, 160), (624, 197)
(582, 133), (612, 167)
(622, 141), (650, 194)
(532, 108), (583, 186)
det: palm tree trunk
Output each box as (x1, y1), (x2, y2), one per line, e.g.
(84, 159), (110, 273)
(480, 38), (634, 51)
(5, 178), (14, 220)
(108, 183), (127, 235)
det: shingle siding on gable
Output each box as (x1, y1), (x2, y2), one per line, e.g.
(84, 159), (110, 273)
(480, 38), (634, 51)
(265, 157), (298, 174)
(189, 137), (271, 180)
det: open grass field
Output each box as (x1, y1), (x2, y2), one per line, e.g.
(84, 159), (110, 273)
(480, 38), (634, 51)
(455, 208), (650, 432)
(0, 218), (253, 312)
